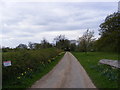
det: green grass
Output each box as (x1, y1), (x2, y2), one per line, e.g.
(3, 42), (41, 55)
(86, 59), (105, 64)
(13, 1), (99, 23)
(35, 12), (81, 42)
(72, 52), (119, 88)
(2, 48), (64, 89)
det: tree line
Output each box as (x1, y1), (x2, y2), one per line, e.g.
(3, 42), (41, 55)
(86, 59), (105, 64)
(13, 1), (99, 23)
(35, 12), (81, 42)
(78, 12), (120, 53)
(95, 12), (120, 53)
(2, 12), (120, 53)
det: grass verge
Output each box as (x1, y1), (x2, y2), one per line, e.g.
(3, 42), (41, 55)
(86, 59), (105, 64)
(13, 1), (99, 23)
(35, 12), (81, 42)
(72, 52), (119, 88)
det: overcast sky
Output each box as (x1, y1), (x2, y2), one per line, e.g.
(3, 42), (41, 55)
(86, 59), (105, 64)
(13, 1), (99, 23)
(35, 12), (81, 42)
(0, 0), (119, 48)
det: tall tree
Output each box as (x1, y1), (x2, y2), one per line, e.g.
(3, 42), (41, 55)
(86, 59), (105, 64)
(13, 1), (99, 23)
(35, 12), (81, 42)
(54, 35), (66, 42)
(96, 12), (120, 52)
(54, 35), (70, 50)
(16, 44), (28, 49)
(28, 42), (35, 49)
(34, 43), (41, 49)
(78, 29), (95, 53)
(70, 43), (76, 51)
(41, 38), (52, 48)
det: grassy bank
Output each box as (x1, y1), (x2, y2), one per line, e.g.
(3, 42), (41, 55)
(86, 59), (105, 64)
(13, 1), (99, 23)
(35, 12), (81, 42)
(2, 48), (64, 89)
(72, 52), (119, 88)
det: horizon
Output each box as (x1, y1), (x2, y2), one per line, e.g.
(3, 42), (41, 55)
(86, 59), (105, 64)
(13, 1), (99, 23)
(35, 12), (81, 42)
(0, 1), (118, 48)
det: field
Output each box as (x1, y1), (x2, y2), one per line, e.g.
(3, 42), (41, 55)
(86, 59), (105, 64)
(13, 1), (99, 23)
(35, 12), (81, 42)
(2, 48), (64, 88)
(72, 52), (119, 88)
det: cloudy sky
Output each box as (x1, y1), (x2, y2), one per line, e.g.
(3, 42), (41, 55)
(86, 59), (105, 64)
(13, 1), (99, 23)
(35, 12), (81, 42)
(0, 0), (119, 48)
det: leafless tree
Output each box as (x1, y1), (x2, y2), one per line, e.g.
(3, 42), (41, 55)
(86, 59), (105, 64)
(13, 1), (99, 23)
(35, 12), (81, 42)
(78, 29), (95, 53)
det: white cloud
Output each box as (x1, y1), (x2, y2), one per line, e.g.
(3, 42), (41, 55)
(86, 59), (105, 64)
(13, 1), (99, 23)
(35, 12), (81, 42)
(1, 1), (118, 47)
(1, 0), (118, 3)
(2, 29), (87, 48)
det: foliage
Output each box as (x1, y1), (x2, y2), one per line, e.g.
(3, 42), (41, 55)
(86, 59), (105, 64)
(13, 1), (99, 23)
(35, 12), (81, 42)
(28, 42), (35, 49)
(16, 44), (28, 49)
(33, 43), (41, 49)
(54, 35), (70, 50)
(2, 47), (13, 52)
(41, 38), (52, 48)
(2, 48), (62, 88)
(96, 12), (120, 52)
(28, 39), (52, 50)
(99, 12), (119, 36)
(54, 35), (66, 42)
(78, 29), (95, 52)
(72, 52), (119, 88)
(70, 43), (76, 51)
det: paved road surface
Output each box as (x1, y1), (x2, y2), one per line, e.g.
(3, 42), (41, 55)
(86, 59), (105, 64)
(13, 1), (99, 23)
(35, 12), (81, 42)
(31, 52), (96, 88)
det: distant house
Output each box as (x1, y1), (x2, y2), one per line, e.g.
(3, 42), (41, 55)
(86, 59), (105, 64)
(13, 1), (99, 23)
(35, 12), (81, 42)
(70, 40), (78, 45)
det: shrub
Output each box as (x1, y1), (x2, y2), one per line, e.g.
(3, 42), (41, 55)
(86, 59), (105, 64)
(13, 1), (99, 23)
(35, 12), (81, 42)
(2, 48), (62, 86)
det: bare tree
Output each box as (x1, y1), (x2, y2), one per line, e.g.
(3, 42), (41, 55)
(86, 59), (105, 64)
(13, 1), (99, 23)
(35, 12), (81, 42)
(54, 35), (70, 50)
(54, 35), (66, 42)
(41, 38), (52, 48)
(78, 29), (95, 53)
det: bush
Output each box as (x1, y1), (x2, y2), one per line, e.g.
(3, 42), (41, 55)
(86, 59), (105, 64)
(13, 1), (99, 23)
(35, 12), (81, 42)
(2, 48), (62, 86)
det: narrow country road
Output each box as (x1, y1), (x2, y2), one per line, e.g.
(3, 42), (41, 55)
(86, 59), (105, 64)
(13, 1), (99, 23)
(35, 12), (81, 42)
(31, 52), (96, 88)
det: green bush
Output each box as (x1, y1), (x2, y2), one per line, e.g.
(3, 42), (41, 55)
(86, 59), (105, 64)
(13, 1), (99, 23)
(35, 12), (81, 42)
(2, 48), (62, 87)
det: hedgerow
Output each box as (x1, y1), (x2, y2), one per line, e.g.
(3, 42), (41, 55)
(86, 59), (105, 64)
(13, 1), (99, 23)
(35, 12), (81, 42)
(2, 48), (62, 87)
